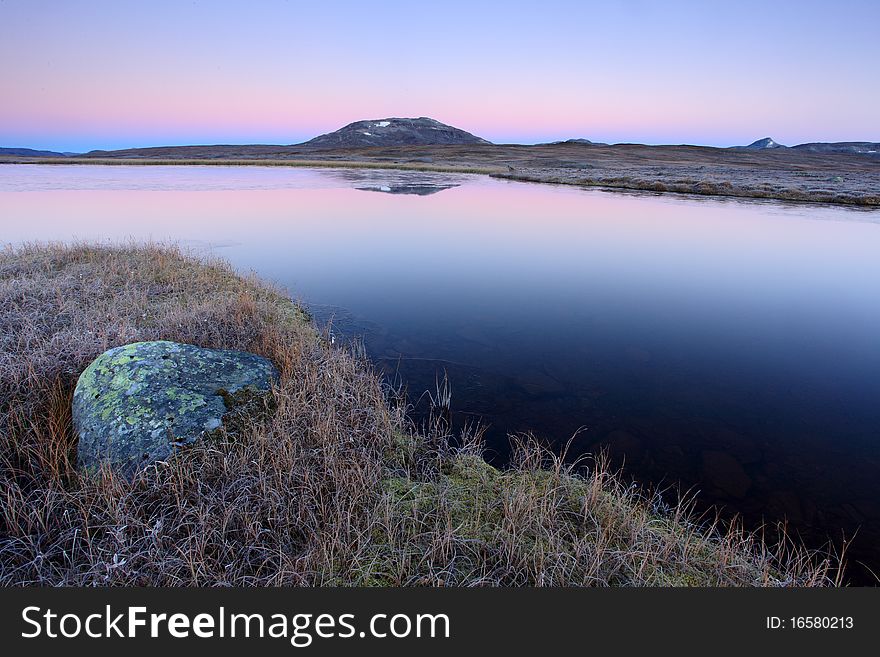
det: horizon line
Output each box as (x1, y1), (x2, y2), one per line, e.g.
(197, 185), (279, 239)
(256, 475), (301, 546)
(4, 134), (877, 155)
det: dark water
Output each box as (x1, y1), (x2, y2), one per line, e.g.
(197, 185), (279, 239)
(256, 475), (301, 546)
(3, 164), (880, 581)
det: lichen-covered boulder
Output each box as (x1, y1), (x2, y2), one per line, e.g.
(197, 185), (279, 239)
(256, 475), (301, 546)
(73, 341), (279, 476)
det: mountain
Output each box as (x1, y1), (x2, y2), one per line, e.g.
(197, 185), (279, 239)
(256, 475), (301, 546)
(299, 117), (490, 149)
(0, 147), (68, 157)
(736, 139), (879, 156)
(740, 138), (786, 150)
(791, 142), (880, 156)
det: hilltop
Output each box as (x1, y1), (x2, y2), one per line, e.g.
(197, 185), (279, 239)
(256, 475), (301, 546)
(736, 138), (880, 155)
(740, 138), (786, 150)
(299, 117), (491, 149)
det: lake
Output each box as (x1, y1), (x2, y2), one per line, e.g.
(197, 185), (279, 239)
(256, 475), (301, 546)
(2, 163), (879, 581)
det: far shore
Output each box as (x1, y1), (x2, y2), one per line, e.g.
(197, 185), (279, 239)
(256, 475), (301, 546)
(2, 141), (879, 207)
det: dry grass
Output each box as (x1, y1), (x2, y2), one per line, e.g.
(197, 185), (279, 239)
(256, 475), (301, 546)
(0, 243), (838, 586)
(495, 170), (880, 207)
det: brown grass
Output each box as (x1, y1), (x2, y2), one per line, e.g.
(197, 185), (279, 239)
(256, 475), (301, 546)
(494, 171), (880, 207)
(0, 243), (839, 586)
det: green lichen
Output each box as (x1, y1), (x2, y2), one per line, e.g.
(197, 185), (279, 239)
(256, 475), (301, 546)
(73, 340), (278, 477)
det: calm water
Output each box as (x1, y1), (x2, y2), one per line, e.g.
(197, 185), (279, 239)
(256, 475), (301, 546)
(3, 164), (880, 580)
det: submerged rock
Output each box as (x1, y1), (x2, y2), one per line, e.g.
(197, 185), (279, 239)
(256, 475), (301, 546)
(73, 341), (278, 476)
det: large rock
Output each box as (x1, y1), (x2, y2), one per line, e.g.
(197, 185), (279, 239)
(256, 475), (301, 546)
(73, 341), (278, 476)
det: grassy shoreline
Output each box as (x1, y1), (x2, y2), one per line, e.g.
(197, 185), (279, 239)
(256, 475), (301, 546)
(0, 244), (839, 586)
(2, 152), (878, 207)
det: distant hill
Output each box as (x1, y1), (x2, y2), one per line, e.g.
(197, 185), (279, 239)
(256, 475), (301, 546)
(299, 117), (490, 149)
(0, 147), (68, 157)
(736, 138), (879, 156)
(791, 142), (880, 156)
(740, 138), (787, 150)
(10, 129), (877, 162)
(541, 138), (602, 146)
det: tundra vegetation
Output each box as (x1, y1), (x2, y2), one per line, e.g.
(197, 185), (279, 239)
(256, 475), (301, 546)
(0, 244), (839, 585)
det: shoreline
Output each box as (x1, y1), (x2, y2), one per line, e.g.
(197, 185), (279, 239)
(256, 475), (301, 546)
(0, 243), (839, 586)
(3, 148), (878, 208)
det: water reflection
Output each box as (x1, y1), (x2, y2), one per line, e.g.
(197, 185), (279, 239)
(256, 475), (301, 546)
(357, 184), (459, 196)
(2, 163), (880, 581)
(321, 167), (467, 195)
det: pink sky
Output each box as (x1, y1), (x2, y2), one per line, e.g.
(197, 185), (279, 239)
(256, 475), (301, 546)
(1, 1), (878, 151)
